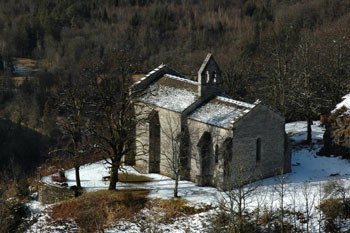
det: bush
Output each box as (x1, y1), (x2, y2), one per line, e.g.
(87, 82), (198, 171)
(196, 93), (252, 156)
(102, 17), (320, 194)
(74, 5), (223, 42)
(0, 199), (27, 233)
(52, 175), (68, 183)
(51, 189), (149, 231)
(320, 198), (342, 219)
(118, 173), (153, 184)
(149, 198), (211, 224)
(320, 198), (343, 232)
(15, 178), (29, 199)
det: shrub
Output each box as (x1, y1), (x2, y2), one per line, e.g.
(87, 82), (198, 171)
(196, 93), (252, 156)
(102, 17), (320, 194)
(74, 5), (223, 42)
(15, 178), (29, 199)
(0, 199), (27, 233)
(320, 198), (343, 232)
(320, 198), (342, 219)
(149, 198), (212, 224)
(51, 175), (67, 183)
(118, 173), (153, 184)
(51, 189), (149, 231)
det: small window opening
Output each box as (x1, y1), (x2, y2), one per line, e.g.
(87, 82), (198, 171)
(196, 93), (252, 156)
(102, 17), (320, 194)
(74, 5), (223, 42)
(256, 138), (261, 165)
(215, 144), (219, 163)
(206, 71), (210, 83)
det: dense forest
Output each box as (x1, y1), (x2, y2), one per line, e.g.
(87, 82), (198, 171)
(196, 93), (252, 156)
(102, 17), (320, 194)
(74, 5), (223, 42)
(0, 0), (349, 176)
(0, 1), (350, 232)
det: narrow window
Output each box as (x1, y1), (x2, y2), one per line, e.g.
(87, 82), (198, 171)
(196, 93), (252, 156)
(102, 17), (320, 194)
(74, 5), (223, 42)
(256, 138), (261, 165)
(215, 144), (219, 163)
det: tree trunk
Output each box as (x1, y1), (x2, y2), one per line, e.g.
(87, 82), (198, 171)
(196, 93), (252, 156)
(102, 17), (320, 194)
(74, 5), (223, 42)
(174, 174), (179, 198)
(75, 166), (81, 188)
(238, 191), (243, 233)
(307, 117), (312, 144)
(109, 162), (119, 190)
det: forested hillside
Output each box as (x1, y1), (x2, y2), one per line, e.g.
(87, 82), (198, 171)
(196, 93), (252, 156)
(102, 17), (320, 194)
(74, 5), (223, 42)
(0, 0), (349, 176)
(1, 0), (350, 119)
(0, 1), (350, 232)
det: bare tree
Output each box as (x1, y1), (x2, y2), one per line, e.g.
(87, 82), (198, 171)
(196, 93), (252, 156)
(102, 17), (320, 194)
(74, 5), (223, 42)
(274, 168), (288, 233)
(160, 113), (192, 198)
(50, 75), (91, 188)
(85, 51), (145, 190)
(290, 33), (322, 144)
(302, 181), (316, 233)
(315, 183), (325, 233)
(289, 184), (298, 231)
(252, 185), (269, 231)
(217, 157), (261, 232)
(257, 29), (296, 116)
(313, 20), (350, 107)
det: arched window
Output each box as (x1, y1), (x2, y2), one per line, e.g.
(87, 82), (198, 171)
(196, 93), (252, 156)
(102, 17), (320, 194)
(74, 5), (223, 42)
(256, 138), (261, 165)
(149, 110), (160, 173)
(213, 71), (217, 83)
(215, 144), (219, 163)
(197, 131), (213, 186)
(206, 71), (210, 83)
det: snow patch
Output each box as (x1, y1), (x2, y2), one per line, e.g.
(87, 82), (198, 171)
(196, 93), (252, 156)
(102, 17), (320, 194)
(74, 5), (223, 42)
(141, 64), (165, 79)
(217, 95), (255, 109)
(141, 84), (197, 112)
(332, 94), (350, 115)
(189, 101), (249, 128)
(164, 74), (197, 85)
(29, 121), (350, 233)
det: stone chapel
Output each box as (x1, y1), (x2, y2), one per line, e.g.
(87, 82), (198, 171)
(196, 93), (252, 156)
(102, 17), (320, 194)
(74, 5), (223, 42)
(132, 54), (291, 190)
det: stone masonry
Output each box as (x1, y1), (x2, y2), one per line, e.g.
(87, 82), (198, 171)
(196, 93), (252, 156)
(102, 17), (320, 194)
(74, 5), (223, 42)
(131, 54), (291, 190)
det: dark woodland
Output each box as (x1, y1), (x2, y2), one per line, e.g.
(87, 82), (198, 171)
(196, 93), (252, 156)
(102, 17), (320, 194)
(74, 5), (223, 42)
(0, 0), (348, 181)
(0, 0), (350, 232)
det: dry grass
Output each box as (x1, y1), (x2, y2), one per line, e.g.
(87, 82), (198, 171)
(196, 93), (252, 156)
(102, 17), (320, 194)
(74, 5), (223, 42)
(12, 76), (32, 86)
(149, 198), (213, 224)
(51, 175), (67, 183)
(51, 189), (149, 232)
(48, 187), (214, 231)
(131, 74), (145, 83)
(118, 173), (153, 184)
(15, 58), (37, 68)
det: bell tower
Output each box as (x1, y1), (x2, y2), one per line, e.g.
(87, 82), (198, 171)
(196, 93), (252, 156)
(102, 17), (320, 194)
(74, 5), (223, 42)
(198, 53), (222, 97)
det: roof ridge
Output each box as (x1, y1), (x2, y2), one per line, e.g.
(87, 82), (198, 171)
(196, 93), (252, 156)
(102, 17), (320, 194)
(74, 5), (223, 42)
(164, 74), (198, 85)
(133, 64), (185, 91)
(216, 95), (255, 109)
(198, 53), (212, 75)
(140, 64), (166, 81)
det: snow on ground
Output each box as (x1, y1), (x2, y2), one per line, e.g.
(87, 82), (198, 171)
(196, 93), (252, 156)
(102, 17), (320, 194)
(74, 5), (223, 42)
(105, 209), (214, 233)
(27, 121), (350, 232)
(42, 160), (220, 205)
(332, 94), (350, 114)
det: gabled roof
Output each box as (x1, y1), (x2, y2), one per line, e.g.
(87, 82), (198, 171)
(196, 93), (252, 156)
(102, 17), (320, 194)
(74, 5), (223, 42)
(137, 63), (257, 129)
(132, 64), (185, 91)
(140, 74), (199, 112)
(188, 95), (256, 128)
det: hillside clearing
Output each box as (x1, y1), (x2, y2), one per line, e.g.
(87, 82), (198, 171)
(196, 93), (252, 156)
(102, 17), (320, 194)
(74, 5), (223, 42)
(26, 121), (350, 232)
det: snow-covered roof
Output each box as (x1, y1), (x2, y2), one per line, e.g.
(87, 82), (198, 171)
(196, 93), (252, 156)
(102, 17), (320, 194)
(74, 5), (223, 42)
(144, 64), (165, 79)
(138, 65), (256, 126)
(164, 74), (197, 85)
(332, 94), (350, 115)
(189, 96), (255, 128)
(217, 95), (255, 109)
(140, 74), (198, 112)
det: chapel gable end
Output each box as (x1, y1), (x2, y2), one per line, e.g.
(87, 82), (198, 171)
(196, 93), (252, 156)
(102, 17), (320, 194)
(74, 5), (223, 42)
(198, 53), (222, 97)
